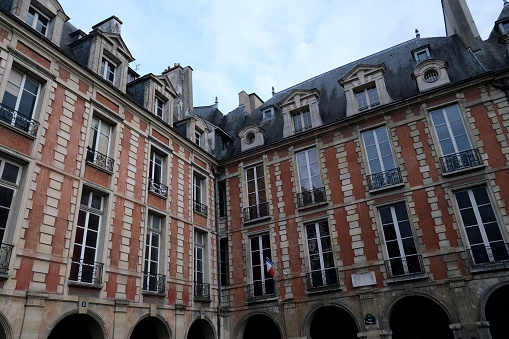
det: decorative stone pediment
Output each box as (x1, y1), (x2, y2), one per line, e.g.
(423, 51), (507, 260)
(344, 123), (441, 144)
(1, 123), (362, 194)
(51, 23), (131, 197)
(278, 89), (322, 137)
(412, 59), (450, 92)
(339, 64), (386, 87)
(238, 124), (264, 152)
(102, 33), (134, 62)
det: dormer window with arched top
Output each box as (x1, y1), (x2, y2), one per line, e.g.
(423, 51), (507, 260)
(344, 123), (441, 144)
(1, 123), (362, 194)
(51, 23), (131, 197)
(412, 59), (450, 92)
(239, 125), (264, 152)
(278, 89), (322, 138)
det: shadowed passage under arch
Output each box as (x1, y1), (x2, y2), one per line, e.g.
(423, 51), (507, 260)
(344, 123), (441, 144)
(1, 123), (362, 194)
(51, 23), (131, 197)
(48, 314), (104, 339)
(131, 316), (170, 339)
(243, 314), (281, 339)
(310, 306), (358, 339)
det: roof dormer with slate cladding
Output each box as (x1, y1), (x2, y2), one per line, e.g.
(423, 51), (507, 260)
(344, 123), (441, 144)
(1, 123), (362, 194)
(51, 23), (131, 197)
(339, 64), (392, 117)
(278, 89), (322, 138)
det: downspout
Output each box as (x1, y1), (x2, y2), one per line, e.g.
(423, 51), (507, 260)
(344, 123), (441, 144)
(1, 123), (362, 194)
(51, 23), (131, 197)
(212, 165), (222, 339)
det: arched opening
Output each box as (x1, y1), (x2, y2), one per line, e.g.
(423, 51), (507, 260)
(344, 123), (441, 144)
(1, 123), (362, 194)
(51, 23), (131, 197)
(309, 306), (358, 339)
(242, 314), (281, 339)
(390, 296), (453, 339)
(48, 314), (104, 339)
(486, 284), (509, 339)
(187, 319), (214, 339)
(131, 316), (170, 339)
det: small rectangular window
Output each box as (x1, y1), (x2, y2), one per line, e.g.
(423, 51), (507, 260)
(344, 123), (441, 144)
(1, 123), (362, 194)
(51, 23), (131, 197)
(100, 57), (116, 83)
(263, 108), (274, 120)
(355, 86), (380, 111)
(293, 110), (312, 133)
(154, 97), (164, 119)
(26, 7), (49, 36)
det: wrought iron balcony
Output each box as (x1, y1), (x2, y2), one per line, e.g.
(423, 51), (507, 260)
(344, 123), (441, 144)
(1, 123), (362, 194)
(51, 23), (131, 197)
(367, 168), (402, 191)
(244, 202), (269, 222)
(0, 243), (14, 275)
(385, 254), (424, 278)
(69, 260), (104, 285)
(0, 104), (39, 136)
(194, 282), (210, 300)
(148, 178), (168, 198)
(86, 147), (114, 172)
(193, 201), (208, 216)
(439, 149), (481, 174)
(247, 280), (276, 300)
(297, 187), (326, 207)
(306, 267), (340, 291)
(143, 272), (166, 294)
(467, 243), (509, 267)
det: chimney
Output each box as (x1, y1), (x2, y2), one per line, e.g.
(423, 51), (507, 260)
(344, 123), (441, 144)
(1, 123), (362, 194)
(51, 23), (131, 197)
(441, 0), (481, 50)
(92, 16), (123, 35)
(239, 91), (264, 114)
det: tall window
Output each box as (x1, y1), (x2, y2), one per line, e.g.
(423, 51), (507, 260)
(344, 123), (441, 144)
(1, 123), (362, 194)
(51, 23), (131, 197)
(193, 175), (207, 215)
(0, 157), (21, 244)
(70, 189), (104, 284)
(250, 234), (274, 298)
(355, 85), (380, 111)
(154, 97), (164, 119)
(144, 214), (162, 292)
(245, 164), (268, 221)
(100, 57), (116, 83)
(362, 126), (401, 190)
(218, 181), (227, 218)
(87, 116), (114, 171)
(379, 204), (422, 277)
(26, 7), (49, 36)
(305, 221), (338, 288)
(194, 230), (210, 299)
(195, 129), (203, 147)
(455, 187), (508, 265)
(293, 110), (312, 133)
(219, 238), (229, 286)
(149, 151), (167, 197)
(296, 148), (325, 206)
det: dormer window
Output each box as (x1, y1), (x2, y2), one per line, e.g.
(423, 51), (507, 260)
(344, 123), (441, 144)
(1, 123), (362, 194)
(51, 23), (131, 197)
(278, 89), (322, 138)
(293, 110), (312, 133)
(355, 85), (380, 111)
(246, 132), (256, 144)
(100, 57), (116, 83)
(154, 96), (164, 119)
(262, 107), (274, 120)
(412, 59), (450, 92)
(195, 130), (203, 147)
(26, 7), (49, 36)
(413, 48), (431, 62)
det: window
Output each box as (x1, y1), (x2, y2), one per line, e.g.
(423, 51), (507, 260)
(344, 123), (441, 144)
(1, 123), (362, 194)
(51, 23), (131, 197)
(87, 116), (114, 172)
(220, 238), (229, 286)
(305, 221), (338, 289)
(293, 110), (312, 133)
(244, 164), (268, 221)
(413, 48), (430, 62)
(143, 214), (164, 293)
(455, 187), (508, 265)
(193, 175), (207, 216)
(100, 57), (116, 83)
(148, 150), (167, 197)
(249, 234), (275, 298)
(262, 108), (274, 120)
(194, 230), (210, 299)
(218, 181), (226, 218)
(430, 105), (480, 173)
(246, 132), (256, 144)
(1, 68), (40, 134)
(70, 189), (104, 284)
(296, 148), (325, 207)
(423, 69), (439, 83)
(0, 157), (21, 244)
(195, 129), (203, 147)
(26, 7), (49, 36)
(154, 96), (164, 119)
(355, 86), (380, 111)
(379, 203), (423, 277)
(362, 126), (401, 190)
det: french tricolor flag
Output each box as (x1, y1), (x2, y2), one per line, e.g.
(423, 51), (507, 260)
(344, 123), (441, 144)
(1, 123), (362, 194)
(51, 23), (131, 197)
(265, 257), (275, 276)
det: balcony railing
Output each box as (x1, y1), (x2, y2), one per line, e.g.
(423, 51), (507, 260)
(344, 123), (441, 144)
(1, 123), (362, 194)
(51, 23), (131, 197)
(86, 147), (114, 172)
(143, 272), (166, 294)
(467, 243), (509, 267)
(367, 168), (402, 191)
(148, 179), (168, 198)
(306, 267), (340, 290)
(0, 243), (14, 275)
(385, 254), (425, 278)
(440, 149), (481, 173)
(0, 104), (39, 136)
(244, 202), (269, 222)
(193, 201), (208, 216)
(297, 187), (326, 207)
(69, 260), (104, 285)
(247, 280), (276, 300)
(194, 282), (210, 300)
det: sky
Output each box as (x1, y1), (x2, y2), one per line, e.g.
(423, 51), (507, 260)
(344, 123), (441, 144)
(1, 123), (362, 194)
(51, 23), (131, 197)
(58, 0), (505, 114)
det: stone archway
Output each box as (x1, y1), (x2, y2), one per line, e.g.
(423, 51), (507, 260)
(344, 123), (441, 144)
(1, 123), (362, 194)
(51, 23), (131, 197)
(389, 296), (454, 339)
(187, 319), (215, 339)
(47, 313), (105, 339)
(308, 306), (358, 339)
(485, 284), (509, 339)
(242, 314), (281, 339)
(131, 316), (171, 339)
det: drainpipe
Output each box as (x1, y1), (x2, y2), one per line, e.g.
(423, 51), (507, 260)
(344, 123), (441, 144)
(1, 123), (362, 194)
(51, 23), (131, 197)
(212, 165), (222, 339)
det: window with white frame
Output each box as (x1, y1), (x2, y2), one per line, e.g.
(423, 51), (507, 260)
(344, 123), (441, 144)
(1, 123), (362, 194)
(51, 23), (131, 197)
(193, 175), (207, 215)
(250, 234), (274, 298)
(195, 130), (203, 147)
(414, 48), (431, 62)
(100, 57), (116, 83)
(194, 230), (210, 299)
(26, 7), (49, 36)
(296, 148), (325, 206)
(70, 189), (104, 284)
(245, 164), (268, 221)
(148, 150), (167, 197)
(154, 96), (164, 119)
(293, 110), (312, 133)
(143, 213), (163, 292)
(355, 86), (380, 111)
(305, 221), (338, 288)
(454, 187), (508, 265)
(87, 116), (114, 171)
(0, 157), (21, 244)
(379, 203), (422, 277)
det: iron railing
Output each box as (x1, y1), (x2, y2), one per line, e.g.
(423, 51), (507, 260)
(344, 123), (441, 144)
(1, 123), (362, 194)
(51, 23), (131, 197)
(148, 178), (168, 198)
(0, 104), (39, 136)
(297, 187), (326, 207)
(367, 168), (402, 191)
(194, 282), (210, 300)
(385, 254), (424, 278)
(0, 243), (14, 274)
(440, 149), (481, 173)
(69, 260), (104, 285)
(306, 267), (340, 290)
(244, 202), (269, 221)
(193, 201), (208, 216)
(247, 280), (276, 300)
(86, 147), (114, 172)
(467, 243), (509, 267)
(143, 273), (166, 293)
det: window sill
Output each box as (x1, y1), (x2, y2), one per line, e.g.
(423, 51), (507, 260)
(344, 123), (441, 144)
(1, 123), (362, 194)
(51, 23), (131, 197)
(68, 280), (103, 289)
(246, 296), (278, 304)
(85, 161), (113, 175)
(306, 284), (342, 295)
(0, 272), (9, 280)
(297, 200), (328, 211)
(469, 262), (509, 274)
(193, 209), (208, 218)
(368, 182), (405, 194)
(0, 119), (38, 139)
(441, 164), (485, 177)
(193, 296), (211, 302)
(142, 290), (166, 297)
(243, 215), (271, 226)
(387, 272), (428, 284)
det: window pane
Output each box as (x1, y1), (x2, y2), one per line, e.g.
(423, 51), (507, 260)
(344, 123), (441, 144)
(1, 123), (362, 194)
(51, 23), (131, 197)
(455, 191), (471, 209)
(460, 209), (477, 227)
(484, 222), (503, 242)
(465, 226), (483, 245)
(0, 186), (14, 208)
(88, 214), (100, 231)
(473, 187), (490, 205)
(1, 162), (20, 184)
(386, 241), (400, 258)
